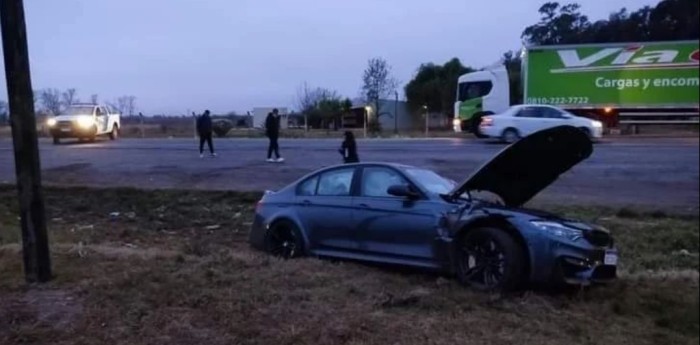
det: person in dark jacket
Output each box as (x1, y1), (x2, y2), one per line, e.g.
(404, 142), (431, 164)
(338, 130), (359, 163)
(265, 108), (284, 162)
(196, 110), (216, 158)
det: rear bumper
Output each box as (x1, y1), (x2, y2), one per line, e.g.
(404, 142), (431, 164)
(248, 213), (268, 251)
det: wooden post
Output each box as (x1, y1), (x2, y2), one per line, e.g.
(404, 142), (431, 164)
(0, 0), (52, 282)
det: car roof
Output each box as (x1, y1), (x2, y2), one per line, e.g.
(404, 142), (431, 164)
(312, 162), (419, 172)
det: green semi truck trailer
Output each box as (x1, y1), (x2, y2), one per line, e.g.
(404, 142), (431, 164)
(453, 40), (700, 135)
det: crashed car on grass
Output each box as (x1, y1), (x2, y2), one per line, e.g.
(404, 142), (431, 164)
(249, 125), (618, 291)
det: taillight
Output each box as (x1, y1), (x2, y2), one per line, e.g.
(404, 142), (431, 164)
(255, 200), (263, 213)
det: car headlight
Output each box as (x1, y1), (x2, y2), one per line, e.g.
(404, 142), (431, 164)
(531, 221), (583, 241)
(591, 121), (603, 128)
(76, 116), (95, 129)
(46, 118), (57, 127)
(452, 119), (461, 126)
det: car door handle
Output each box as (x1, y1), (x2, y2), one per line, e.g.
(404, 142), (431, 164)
(301, 200), (312, 206)
(358, 203), (369, 208)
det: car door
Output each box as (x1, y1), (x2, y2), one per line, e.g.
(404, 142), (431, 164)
(513, 106), (541, 136)
(294, 166), (358, 253)
(95, 106), (108, 133)
(540, 107), (570, 130)
(352, 166), (440, 264)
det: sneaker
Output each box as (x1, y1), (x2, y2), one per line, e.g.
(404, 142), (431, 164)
(266, 158), (275, 163)
(275, 157), (285, 163)
(199, 153), (204, 158)
(210, 153), (217, 158)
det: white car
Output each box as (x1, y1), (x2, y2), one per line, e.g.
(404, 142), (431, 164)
(479, 105), (603, 143)
(46, 104), (121, 144)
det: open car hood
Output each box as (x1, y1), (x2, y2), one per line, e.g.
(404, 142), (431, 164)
(448, 125), (593, 207)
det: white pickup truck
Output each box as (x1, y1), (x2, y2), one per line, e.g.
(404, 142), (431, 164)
(46, 104), (121, 144)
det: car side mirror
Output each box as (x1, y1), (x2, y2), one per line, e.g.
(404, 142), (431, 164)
(387, 184), (419, 199)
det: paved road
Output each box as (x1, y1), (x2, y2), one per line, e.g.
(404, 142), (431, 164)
(1, 137), (698, 211)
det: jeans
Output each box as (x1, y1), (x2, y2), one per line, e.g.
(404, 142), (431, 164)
(267, 135), (280, 159)
(199, 134), (214, 154)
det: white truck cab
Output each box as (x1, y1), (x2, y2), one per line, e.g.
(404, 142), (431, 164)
(46, 104), (121, 144)
(453, 66), (510, 134)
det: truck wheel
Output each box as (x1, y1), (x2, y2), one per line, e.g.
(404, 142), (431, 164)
(109, 126), (119, 140)
(52, 136), (60, 145)
(470, 112), (492, 138)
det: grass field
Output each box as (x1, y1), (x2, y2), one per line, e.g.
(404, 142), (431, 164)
(0, 186), (698, 345)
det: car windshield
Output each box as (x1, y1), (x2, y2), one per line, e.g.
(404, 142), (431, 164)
(63, 106), (94, 115)
(404, 168), (457, 195)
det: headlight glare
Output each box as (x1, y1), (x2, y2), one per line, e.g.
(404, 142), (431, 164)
(531, 221), (583, 241)
(77, 116), (94, 129)
(46, 118), (57, 127)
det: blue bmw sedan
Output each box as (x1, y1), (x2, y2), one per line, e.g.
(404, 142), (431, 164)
(249, 126), (618, 291)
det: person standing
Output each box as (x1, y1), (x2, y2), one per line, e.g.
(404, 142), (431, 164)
(265, 108), (284, 162)
(197, 110), (216, 158)
(338, 130), (359, 163)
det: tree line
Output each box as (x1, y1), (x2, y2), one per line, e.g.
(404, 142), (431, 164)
(0, 89), (138, 125)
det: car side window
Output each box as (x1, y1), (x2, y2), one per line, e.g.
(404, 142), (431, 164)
(297, 176), (319, 196)
(543, 107), (565, 119)
(317, 168), (354, 196)
(516, 107), (540, 118)
(362, 167), (409, 197)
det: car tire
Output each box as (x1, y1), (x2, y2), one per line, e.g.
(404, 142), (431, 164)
(109, 125), (119, 140)
(578, 127), (592, 139)
(501, 128), (520, 144)
(456, 227), (526, 292)
(264, 220), (304, 259)
(52, 136), (60, 145)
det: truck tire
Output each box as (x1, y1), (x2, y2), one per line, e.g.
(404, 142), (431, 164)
(109, 125), (119, 140)
(470, 112), (493, 138)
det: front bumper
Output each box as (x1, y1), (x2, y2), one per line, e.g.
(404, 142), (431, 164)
(49, 122), (97, 138)
(531, 235), (618, 286)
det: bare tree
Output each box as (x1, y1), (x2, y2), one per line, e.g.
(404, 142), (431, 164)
(126, 96), (136, 116)
(39, 88), (62, 115)
(361, 57), (399, 120)
(61, 88), (79, 108)
(296, 82), (343, 130)
(90, 94), (98, 104)
(111, 96), (130, 115)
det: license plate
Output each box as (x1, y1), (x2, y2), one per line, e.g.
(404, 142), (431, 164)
(604, 251), (618, 266)
(60, 128), (70, 132)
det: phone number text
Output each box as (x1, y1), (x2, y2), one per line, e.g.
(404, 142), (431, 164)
(526, 97), (590, 105)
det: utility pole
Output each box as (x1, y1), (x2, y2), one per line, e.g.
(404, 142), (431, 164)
(1, 0), (52, 282)
(423, 105), (429, 137)
(393, 91), (398, 136)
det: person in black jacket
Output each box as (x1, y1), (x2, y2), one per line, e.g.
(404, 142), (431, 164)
(196, 110), (216, 158)
(265, 108), (284, 162)
(338, 130), (359, 163)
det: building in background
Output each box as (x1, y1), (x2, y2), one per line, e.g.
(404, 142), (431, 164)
(251, 107), (289, 129)
(345, 99), (420, 132)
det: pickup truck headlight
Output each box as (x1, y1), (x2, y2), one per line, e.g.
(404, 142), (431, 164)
(591, 120), (603, 128)
(76, 116), (95, 129)
(531, 221), (583, 241)
(46, 118), (57, 127)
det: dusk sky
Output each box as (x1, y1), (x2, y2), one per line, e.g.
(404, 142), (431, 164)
(2, 0), (658, 115)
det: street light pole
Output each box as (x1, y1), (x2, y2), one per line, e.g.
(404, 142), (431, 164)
(0, 0), (52, 283)
(394, 91), (398, 136)
(423, 105), (429, 137)
(363, 106), (370, 138)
